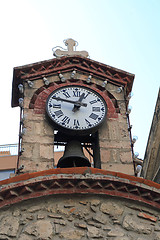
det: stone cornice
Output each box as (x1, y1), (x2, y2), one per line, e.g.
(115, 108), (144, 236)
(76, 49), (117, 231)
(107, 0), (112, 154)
(0, 167), (160, 209)
(12, 56), (134, 107)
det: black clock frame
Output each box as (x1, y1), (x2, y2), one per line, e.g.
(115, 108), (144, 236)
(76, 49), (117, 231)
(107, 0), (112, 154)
(45, 84), (107, 136)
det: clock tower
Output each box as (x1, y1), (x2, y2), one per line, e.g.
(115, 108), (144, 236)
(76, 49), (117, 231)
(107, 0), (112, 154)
(2, 39), (160, 240)
(12, 39), (135, 175)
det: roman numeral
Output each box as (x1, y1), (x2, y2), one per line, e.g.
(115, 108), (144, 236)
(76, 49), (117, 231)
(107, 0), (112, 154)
(53, 104), (61, 108)
(73, 91), (81, 97)
(90, 99), (97, 104)
(92, 107), (100, 112)
(84, 92), (90, 99)
(63, 92), (70, 98)
(62, 116), (70, 124)
(89, 113), (98, 120)
(74, 119), (80, 126)
(54, 110), (63, 118)
(85, 119), (92, 127)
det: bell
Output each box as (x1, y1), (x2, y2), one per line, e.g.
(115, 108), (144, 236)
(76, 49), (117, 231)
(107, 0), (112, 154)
(57, 140), (91, 168)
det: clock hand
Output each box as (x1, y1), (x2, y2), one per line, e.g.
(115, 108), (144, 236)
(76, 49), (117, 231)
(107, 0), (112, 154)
(72, 93), (85, 112)
(78, 93), (85, 102)
(52, 96), (87, 107)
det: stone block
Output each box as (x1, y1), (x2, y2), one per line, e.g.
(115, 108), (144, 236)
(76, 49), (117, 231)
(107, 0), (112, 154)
(100, 148), (111, 163)
(92, 212), (107, 224)
(87, 220), (101, 228)
(100, 201), (124, 216)
(40, 144), (54, 159)
(24, 220), (53, 239)
(74, 223), (87, 229)
(48, 75), (59, 83)
(113, 91), (125, 101)
(111, 149), (120, 162)
(21, 143), (34, 159)
(107, 83), (117, 93)
(13, 209), (20, 217)
(23, 97), (31, 109)
(23, 119), (33, 135)
(87, 225), (103, 238)
(24, 119), (45, 137)
(48, 214), (63, 219)
(107, 227), (125, 237)
(90, 199), (100, 206)
(56, 205), (70, 217)
(18, 159), (53, 172)
(19, 213), (34, 224)
(122, 214), (152, 234)
(154, 232), (160, 240)
(28, 205), (42, 213)
(108, 119), (119, 140)
(43, 119), (54, 136)
(23, 120), (44, 136)
(59, 229), (85, 239)
(119, 123), (130, 140)
(118, 100), (127, 114)
(101, 163), (134, 175)
(103, 117), (129, 142)
(34, 121), (44, 135)
(24, 87), (35, 98)
(0, 216), (19, 237)
(37, 214), (45, 219)
(25, 109), (44, 121)
(114, 237), (130, 240)
(18, 234), (33, 240)
(99, 120), (110, 140)
(52, 219), (66, 225)
(120, 151), (132, 163)
(31, 142), (40, 159)
(34, 79), (43, 89)
(99, 140), (131, 149)
(22, 135), (54, 144)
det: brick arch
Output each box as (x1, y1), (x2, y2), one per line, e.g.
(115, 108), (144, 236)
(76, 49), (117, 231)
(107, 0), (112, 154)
(29, 81), (118, 118)
(0, 168), (160, 209)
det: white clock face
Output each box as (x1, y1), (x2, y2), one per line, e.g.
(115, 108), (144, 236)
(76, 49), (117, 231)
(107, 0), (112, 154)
(46, 85), (107, 135)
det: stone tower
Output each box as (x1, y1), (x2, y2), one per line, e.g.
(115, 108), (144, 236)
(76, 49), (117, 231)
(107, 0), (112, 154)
(12, 38), (135, 175)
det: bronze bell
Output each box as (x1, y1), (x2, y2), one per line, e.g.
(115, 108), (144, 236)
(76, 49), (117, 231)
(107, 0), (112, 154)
(57, 140), (91, 168)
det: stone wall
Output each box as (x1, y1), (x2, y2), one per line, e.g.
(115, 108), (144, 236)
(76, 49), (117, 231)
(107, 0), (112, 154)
(1, 168), (160, 240)
(20, 77), (55, 173)
(99, 82), (133, 174)
(19, 70), (133, 175)
(0, 194), (160, 240)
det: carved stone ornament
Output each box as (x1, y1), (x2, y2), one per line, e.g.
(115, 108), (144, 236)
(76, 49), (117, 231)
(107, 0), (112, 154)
(52, 38), (89, 58)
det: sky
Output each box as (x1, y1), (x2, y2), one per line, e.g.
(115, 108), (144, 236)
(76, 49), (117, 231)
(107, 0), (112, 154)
(0, 0), (159, 159)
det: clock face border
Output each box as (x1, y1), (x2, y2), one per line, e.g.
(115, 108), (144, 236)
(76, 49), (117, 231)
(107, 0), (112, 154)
(45, 84), (107, 136)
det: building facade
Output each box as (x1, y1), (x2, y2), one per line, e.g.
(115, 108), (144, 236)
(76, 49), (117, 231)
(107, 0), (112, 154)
(142, 89), (160, 182)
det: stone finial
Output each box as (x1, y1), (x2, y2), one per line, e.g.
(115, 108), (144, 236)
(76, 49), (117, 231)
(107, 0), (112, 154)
(53, 38), (89, 58)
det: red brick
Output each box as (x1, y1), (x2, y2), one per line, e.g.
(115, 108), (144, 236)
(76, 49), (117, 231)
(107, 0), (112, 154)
(138, 212), (157, 222)
(34, 109), (45, 114)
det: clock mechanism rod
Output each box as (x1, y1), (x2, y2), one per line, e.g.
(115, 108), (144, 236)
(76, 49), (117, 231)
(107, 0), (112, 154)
(83, 144), (94, 158)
